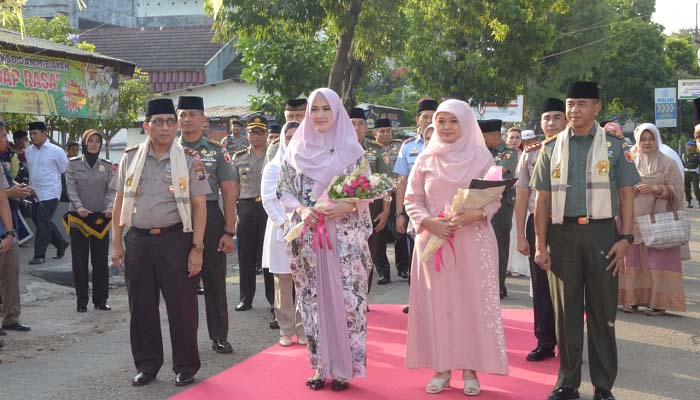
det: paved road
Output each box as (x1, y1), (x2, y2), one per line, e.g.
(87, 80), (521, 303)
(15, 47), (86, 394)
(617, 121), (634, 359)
(0, 214), (698, 400)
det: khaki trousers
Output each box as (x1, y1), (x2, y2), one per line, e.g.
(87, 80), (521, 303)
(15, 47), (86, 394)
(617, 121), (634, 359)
(0, 243), (21, 326)
(274, 273), (304, 338)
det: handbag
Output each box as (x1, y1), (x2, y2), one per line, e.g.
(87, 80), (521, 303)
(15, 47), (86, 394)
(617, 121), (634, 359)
(635, 190), (690, 249)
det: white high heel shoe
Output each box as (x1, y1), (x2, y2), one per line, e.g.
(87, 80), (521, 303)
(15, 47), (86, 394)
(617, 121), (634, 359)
(462, 370), (480, 396)
(426, 371), (451, 394)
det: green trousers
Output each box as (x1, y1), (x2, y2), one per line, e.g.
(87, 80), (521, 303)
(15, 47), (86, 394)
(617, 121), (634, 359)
(548, 220), (619, 391)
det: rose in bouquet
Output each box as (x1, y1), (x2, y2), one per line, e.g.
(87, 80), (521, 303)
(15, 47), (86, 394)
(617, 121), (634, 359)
(285, 160), (395, 243)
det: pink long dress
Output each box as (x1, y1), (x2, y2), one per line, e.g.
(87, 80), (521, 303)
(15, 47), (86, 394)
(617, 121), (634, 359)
(405, 156), (509, 375)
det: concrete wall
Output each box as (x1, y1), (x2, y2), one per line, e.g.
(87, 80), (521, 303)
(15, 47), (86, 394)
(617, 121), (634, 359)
(205, 41), (235, 83)
(159, 80), (260, 108)
(80, 0), (137, 28)
(136, 0), (205, 17)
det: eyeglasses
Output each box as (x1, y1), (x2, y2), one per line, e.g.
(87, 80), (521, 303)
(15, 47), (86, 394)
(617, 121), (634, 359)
(149, 118), (177, 127)
(248, 130), (268, 136)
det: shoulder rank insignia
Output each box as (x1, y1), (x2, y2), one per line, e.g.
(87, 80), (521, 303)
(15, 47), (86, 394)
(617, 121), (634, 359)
(270, 137), (280, 145)
(125, 144), (140, 153)
(403, 136), (417, 144)
(233, 149), (248, 159)
(524, 142), (542, 153)
(542, 135), (558, 146)
(207, 138), (222, 147)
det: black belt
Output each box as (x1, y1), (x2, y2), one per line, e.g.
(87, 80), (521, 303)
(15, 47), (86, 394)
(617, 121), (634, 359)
(206, 200), (220, 205)
(239, 197), (262, 203)
(130, 223), (183, 236)
(562, 217), (614, 225)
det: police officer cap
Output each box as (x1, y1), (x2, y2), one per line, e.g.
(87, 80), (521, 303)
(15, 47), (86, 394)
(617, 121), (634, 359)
(375, 118), (392, 128)
(246, 115), (269, 130)
(269, 124), (282, 134)
(542, 97), (565, 113)
(478, 119), (502, 134)
(417, 99), (438, 115)
(146, 99), (176, 117)
(177, 96), (204, 111)
(566, 81), (599, 99)
(687, 140), (696, 146)
(285, 98), (308, 111)
(231, 115), (243, 126)
(349, 107), (366, 120)
(28, 121), (46, 131)
(12, 129), (27, 141)
(521, 129), (536, 140)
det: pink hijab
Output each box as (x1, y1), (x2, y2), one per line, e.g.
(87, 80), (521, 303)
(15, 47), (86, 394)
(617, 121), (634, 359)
(284, 88), (365, 188)
(420, 99), (493, 184)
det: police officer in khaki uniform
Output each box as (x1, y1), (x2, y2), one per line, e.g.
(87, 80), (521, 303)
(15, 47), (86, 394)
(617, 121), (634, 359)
(222, 115), (249, 154)
(532, 82), (640, 400)
(480, 119), (518, 299)
(514, 98), (566, 362)
(681, 140), (700, 208)
(176, 96), (237, 354)
(231, 115), (273, 311)
(64, 129), (116, 313)
(366, 118), (404, 284)
(111, 98), (210, 388)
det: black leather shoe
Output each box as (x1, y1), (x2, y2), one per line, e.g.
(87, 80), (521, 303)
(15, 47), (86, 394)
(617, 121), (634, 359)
(331, 379), (350, 391)
(398, 271), (409, 279)
(593, 388), (615, 400)
(212, 339), (233, 354)
(54, 242), (69, 259)
(269, 319), (279, 329)
(235, 302), (252, 311)
(547, 387), (580, 400)
(28, 257), (45, 265)
(2, 322), (30, 332)
(94, 304), (112, 311)
(526, 347), (555, 361)
(196, 286), (204, 295)
(402, 306), (409, 314)
(131, 372), (156, 387)
(500, 288), (508, 299)
(377, 276), (391, 285)
(77, 305), (87, 313)
(174, 372), (195, 386)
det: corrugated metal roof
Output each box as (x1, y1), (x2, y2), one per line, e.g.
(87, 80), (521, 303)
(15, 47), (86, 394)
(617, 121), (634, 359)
(0, 28), (135, 76)
(80, 26), (227, 71)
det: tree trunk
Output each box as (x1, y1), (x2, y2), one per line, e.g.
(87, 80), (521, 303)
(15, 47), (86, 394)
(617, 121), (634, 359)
(105, 136), (111, 159)
(327, 0), (363, 107)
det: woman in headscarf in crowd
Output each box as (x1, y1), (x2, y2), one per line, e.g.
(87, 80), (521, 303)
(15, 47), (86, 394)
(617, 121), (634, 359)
(261, 121), (305, 347)
(619, 123), (686, 316)
(405, 99), (509, 396)
(64, 129), (116, 312)
(277, 88), (373, 391)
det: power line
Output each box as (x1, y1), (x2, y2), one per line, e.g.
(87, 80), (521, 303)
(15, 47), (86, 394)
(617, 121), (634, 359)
(537, 29), (633, 60)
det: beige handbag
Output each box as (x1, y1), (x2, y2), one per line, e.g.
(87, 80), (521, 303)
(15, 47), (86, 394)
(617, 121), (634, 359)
(636, 191), (690, 249)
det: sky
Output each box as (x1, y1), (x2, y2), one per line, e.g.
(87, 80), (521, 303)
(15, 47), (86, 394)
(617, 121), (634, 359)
(653, 0), (699, 34)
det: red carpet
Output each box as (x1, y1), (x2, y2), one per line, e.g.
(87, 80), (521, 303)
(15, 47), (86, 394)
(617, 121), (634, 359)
(170, 305), (558, 400)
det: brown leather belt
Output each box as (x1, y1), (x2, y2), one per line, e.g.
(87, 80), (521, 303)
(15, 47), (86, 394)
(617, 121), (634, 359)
(239, 197), (262, 203)
(562, 217), (613, 225)
(130, 223), (183, 236)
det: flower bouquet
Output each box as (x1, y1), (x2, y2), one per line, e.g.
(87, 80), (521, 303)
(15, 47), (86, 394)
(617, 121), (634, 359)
(419, 166), (518, 269)
(285, 160), (394, 243)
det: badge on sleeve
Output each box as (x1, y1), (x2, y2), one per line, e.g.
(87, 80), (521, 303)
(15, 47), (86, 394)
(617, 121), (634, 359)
(596, 160), (609, 177)
(179, 177), (188, 193)
(195, 161), (207, 180)
(98, 164), (106, 173)
(552, 165), (561, 179)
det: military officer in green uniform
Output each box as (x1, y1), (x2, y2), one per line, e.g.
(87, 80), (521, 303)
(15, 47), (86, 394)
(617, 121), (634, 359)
(365, 118), (405, 284)
(531, 82), (640, 400)
(222, 116), (249, 154)
(681, 140), (700, 208)
(231, 115), (273, 311)
(480, 118), (518, 299)
(176, 96), (237, 354)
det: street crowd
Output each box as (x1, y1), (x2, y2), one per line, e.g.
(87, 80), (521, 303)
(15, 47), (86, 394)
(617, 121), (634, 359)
(0, 81), (690, 400)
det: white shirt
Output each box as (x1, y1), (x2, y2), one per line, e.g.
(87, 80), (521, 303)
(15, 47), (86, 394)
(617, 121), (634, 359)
(25, 141), (68, 201)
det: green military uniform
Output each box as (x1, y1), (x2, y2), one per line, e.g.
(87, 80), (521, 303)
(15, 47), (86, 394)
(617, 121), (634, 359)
(489, 142), (519, 298)
(179, 134), (235, 344)
(531, 124), (640, 392)
(365, 139), (409, 281)
(681, 150), (700, 207)
(232, 146), (274, 308)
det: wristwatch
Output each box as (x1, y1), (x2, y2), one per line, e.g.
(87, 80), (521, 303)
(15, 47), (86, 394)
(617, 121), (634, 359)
(223, 229), (235, 237)
(618, 234), (634, 244)
(192, 243), (205, 250)
(1, 229), (16, 239)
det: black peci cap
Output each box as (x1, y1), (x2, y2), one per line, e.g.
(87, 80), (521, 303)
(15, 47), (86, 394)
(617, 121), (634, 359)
(285, 98), (308, 111)
(375, 118), (392, 128)
(28, 121), (47, 131)
(477, 119), (502, 134)
(177, 96), (204, 110)
(146, 99), (176, 117)
(566, 81), (599, 99)
(542, 98), (565, 113)
(349, 107), (366, 120)
(269, 124), (282, 134)
(417, 99), (438, 114)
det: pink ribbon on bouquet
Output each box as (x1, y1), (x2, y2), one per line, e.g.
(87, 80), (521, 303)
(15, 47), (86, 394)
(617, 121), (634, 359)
(434, 211), (456, 272)
(302, 214), (333, 251)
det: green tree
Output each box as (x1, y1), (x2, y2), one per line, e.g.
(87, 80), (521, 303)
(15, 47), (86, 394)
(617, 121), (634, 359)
(205, 0), (406, 106)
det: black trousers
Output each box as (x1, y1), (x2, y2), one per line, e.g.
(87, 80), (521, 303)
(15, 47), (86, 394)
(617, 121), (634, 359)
(237, 200), (273, 306)
(684, 172), (700, 203)
(70, 228), (109, 307)
(125, 228), (200, 376)
(202, 202), (229, 340)
(491, 191), (514, 295)
(368, 200), (390, 278)
(526, 214), (556, 350)
(31, 198), (66, 259)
